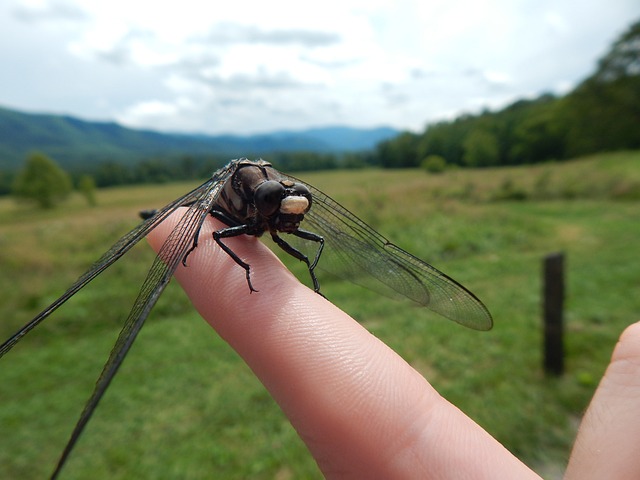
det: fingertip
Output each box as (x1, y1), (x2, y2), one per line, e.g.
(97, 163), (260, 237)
(612, 321), (640, 366)
(601, 321), (640, 392)
(565, 321), (640, 479)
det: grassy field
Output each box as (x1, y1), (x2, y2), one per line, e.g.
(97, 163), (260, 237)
(0, 151), (638, 479)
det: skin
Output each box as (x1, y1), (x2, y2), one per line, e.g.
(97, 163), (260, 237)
(147, 210), (640, 479)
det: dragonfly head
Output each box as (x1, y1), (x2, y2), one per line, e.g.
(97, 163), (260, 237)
(254, 179), (312, 232)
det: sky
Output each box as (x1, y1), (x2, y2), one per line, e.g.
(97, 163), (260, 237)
(1, 0), (639, 135)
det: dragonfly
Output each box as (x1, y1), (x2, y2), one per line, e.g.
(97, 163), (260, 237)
(0, 158), (492, 478)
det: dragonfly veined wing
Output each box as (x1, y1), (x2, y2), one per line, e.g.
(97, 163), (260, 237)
(48, 174), (233, 478)
(1, 161), (238, 479)
(0, 162), (236, 358)
(280, 172), (493, 331)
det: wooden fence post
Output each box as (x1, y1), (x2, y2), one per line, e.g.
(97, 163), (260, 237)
(543, 252), (565, 376)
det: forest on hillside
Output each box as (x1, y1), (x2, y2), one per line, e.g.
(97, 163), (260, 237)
(376, 19), (640, 169)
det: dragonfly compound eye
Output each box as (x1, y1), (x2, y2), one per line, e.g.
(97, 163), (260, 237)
(291, 184), (311, 201)
(254, 180), (285, 216)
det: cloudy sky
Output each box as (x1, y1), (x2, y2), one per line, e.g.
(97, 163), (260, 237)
(1, 0), (638, 135)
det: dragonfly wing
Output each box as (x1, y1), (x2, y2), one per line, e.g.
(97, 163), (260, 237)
(50, 176), (227, 478)
(0, 178), (222, 358)
(281, 174), (493, 331)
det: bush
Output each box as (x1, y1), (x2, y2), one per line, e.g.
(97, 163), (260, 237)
(420, 155), (447, 173)
(12, 152), (72, 209)
(492, 178), (528, 201)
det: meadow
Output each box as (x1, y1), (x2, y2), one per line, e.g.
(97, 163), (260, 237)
(0, 151), (638, 479)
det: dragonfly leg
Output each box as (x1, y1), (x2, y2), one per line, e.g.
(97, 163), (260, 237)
(212, 224), (257, 293)
(138, 209), (158, 220)
(272, 230), (324, 294)
(182, 221), (207, 267)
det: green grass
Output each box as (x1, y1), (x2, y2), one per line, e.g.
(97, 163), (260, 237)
(0, 151), (639, 478)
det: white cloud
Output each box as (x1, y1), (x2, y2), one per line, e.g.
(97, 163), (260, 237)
(1, 0), (639, 134)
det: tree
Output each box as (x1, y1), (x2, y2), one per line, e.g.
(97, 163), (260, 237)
(423, 119), (470, 166)
(95, 161), (134, 186)
(509, 100), (566, 163)
(562, 19), (640, 156)
(462, 129), (500, 167)
(592, 20), (640, 82)
(77, 174), (97, 206)
(12, 152), (72, 209)
(377, 132), (420, 168)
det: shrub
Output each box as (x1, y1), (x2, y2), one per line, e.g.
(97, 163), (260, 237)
(420, 155), (447, 173)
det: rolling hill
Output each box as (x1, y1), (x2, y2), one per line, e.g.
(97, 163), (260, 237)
(0, 106), (398, 170)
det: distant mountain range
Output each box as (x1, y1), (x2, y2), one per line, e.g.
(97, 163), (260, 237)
(0, 106), (399, 170)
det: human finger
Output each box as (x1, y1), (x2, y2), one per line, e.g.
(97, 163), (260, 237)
(565, 321), (640, 480)
(148, 209), (540, 479)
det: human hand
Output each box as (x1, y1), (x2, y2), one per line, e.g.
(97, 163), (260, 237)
(148, 211), (640, 479)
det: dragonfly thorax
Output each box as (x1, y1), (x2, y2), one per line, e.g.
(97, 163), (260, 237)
(223, 164), (313, 235)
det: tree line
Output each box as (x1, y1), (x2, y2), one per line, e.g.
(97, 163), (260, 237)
(89, 150), (366, 187)
(6, 150), (378, 208)
(376, 20), (640, 169)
